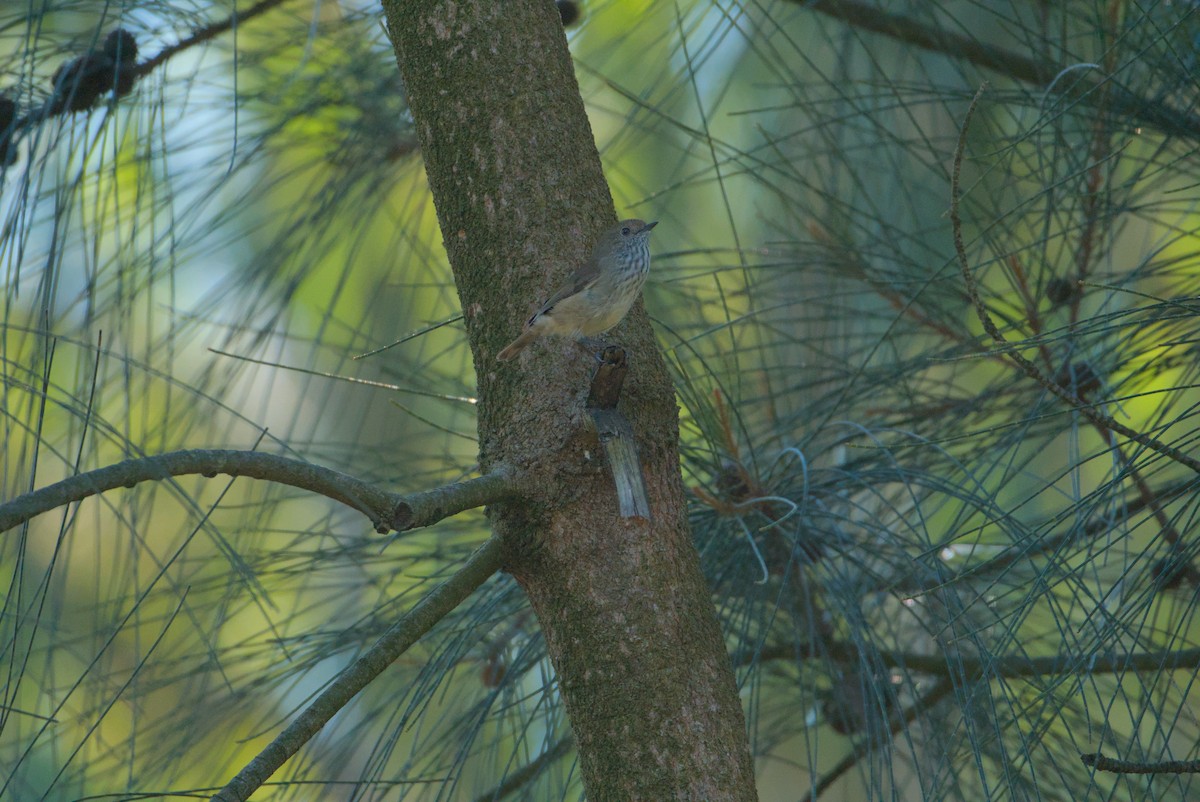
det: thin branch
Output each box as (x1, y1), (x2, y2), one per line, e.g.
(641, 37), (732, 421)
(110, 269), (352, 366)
(472, 735), (576, 802)
(133, 0), (294, 76)
(783, 632), (1200, 797)
(6, 0), (296, 137)
(950, 84), (1200, 475)
(1081, 752), (1200, 774)
(800, 678), (956, 802)
(801, 0), (1056, 83)
(394, 471), (517, 530)
(0, 449), (516, 534)
(901, 477), (1200, 587)
(795, 0), (1200, 137)
(761, 641), (1200, 679)
(212, 536), (505, 802)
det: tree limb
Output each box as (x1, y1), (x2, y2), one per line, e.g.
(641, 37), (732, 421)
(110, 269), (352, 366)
(0, 449), (516, 534)
(212, 536), (504, 802)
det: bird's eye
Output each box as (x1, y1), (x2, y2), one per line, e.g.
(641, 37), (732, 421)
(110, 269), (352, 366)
(621, 227), (631, 236)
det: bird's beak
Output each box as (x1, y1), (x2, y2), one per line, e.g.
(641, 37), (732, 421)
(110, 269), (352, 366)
(644, 221), (659, 231)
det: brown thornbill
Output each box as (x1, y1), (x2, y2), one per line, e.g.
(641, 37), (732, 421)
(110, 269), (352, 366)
(497, 219), (657, 361)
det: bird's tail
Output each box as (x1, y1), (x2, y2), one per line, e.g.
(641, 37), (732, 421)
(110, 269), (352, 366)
(497, 329), (539, 361)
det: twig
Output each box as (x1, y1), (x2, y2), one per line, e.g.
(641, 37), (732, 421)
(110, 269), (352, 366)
(781, 634), (1200, 796)
(472, 735), (575, 802)
(394, 471), (517, 530)
(211, 536), (504, 802)
(134, 0), (294, 76)
(901, 477), (1198, 587)
(760, 641), (1200, 679)
(1081, 752), (1200, 774)
(950, 84), (1200, 475)
(795, 0), (1200, 137)
(6, 0), (295, 138)
(800, 678), (956, 802)
(0, 449), (516, 534)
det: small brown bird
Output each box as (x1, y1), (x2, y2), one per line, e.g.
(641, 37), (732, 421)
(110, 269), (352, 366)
(497, 219), (657, 361)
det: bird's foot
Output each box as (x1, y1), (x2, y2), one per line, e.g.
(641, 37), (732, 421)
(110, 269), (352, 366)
(573, 336), (609, 362)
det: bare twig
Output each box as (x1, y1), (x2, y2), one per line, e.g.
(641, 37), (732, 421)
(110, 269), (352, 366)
(211, 536), (504, 802)
(1081, 752), (1200, 775)
(394, 470), (517, 530)
(0, 449), (516, 534)
(756, 627), (1200, 797)
(950, 84), (1200, 475)
(800, 678), (956, 802)
(6, 0), (295, 136)
(906, 477), (1199, 587)
(472, 735), (575, 802)
(795, 0), (1200, 137)
(763, 641), (1200, 679)
(134, 0), (294, 76)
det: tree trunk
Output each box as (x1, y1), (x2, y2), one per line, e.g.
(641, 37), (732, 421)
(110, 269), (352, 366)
(382, 1), (758, 799)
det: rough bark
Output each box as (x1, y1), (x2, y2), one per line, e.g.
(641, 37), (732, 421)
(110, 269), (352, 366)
(382, 1), (758, 799)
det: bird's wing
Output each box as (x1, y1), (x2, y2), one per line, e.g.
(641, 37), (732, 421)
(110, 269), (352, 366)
(540, 255), (601, 313)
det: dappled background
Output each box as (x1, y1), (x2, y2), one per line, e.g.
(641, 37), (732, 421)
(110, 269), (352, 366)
(3, 0), (1200, 799)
